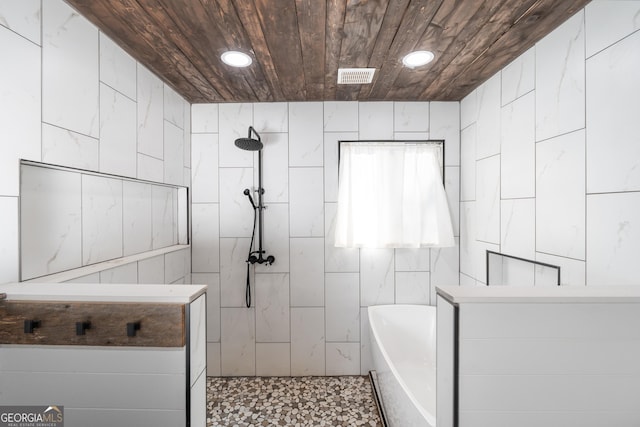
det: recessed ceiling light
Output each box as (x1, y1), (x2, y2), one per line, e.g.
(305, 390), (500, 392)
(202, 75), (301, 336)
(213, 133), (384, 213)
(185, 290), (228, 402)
(221, 51), (252, 67)
(402, 50), (435, 68)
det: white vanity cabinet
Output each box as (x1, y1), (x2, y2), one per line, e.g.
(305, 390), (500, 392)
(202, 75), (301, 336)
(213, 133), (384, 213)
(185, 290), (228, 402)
(436, 285), (640, 427)
(0, 283), (207, 427)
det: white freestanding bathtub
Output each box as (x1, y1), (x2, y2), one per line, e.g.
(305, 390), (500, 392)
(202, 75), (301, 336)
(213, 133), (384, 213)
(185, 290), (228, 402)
(368, 304), (436, 427)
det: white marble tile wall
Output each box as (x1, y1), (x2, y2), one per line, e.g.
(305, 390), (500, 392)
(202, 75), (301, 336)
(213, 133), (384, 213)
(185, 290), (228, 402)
(460, 2), (640, 290)
(536, 131), (586, 260)
(290, 238), (325, 306)
(586, 29), (640, 193)
(0, 0), (41, 45)
(261, 133), (290, 203)
(164, 121), (186, 186)
(255, 273), (290, 342)
(138, 255), (165, 284)
(219, 238), (252, 307)
(501, 92), (535, 199)
(2, 0), (191, 286)
(42, 124), (99, 171)
(475, 74), (501, 160)
(0, 23), (41, 197)
(535, 11), (585, 142)
(137, 64), (164, 160)
(256, 343), (291, 376)
(100, 83), (137, 177)
(20, 167), (82, 280)
(192, 100), (460, 376)
(99, 33), (136, 101)
(151, 185), (179, 250)
(289, 102), (323, 166)
(0, 197), (19, 284)
(221, 308), (256, 376)
(42, 0), (99, 138)
(289, 167), (324, 236)
(123, 181), (153, 256)
(475, 155), (501, 244)
(290, 307), (325, 376)
(325, 272), (360, 342)
(82, 175), (123, 265)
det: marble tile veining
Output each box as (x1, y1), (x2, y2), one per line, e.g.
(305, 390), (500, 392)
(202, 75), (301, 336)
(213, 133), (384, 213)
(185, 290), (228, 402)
(0, 0), (41, 45)
(430, 101), (460, 167)
(20, 166), (82, 280)
(475, 74), (501, 159)
(254, 102), (288, 132)
(99, 32), (136, 100)
(82, 175), (123, 265)
(289, 102), (324, 167)
(137, 64), (164, 159)
(42, 0), (99, 138)
(0, 24), (41, 197)
(42, 123), (99, 172)
(207, 376), (382, 427)
(535, 10), (585, 141)
(358, 102), (394, 140)
(394, 101), (429, 133)
(501, 47), (535, 106)
(99, 83), (136, 177)
(586, 29), (640, 194)
(290, 238), (325, 307)
(151, 185), (178, 249)
(290, 167), (324, 237)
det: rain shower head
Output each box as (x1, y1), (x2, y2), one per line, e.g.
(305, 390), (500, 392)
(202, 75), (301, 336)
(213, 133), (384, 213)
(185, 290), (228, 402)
(235, 126), (263, 151)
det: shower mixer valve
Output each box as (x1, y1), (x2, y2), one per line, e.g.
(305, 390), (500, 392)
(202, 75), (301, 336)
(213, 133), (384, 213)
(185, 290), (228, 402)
(248, 253), (275, 266)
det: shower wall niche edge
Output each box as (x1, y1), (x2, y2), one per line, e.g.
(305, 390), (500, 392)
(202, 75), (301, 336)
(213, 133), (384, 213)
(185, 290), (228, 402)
(19, 160), (189, 281)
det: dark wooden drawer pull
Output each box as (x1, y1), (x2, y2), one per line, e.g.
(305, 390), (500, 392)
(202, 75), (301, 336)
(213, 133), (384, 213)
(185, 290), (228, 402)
(76, 321), (91, 336)
(24, 319), (41, 333)
(127, 322), (141, 337)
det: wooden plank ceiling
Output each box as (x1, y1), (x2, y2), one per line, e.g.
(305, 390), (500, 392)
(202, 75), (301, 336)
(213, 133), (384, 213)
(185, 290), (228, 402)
(66, 0), (591, 104)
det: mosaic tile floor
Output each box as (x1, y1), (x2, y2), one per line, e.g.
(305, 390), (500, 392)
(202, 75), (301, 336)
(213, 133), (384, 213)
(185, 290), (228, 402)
(207, 376), (383, 427)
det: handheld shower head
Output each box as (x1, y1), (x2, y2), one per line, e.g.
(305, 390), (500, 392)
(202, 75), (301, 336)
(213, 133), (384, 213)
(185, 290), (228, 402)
(243, 188), (257, 209)
(234, 126), (263, 151)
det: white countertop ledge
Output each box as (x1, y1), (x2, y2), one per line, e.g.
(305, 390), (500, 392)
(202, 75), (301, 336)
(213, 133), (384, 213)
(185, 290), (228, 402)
(436, 285), (640, 304)
(0, 283), (207, 304)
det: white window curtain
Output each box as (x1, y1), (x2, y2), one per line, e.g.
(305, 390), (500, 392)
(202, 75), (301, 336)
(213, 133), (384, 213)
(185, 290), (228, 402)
(335, 142), (454, 249)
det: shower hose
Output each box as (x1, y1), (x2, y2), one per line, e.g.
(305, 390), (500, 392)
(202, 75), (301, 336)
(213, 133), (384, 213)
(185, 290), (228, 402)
(245, 200), (258, 308)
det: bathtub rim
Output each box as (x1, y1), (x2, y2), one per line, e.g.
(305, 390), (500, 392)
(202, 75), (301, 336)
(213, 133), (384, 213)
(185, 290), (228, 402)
(367, 304), (436, 427)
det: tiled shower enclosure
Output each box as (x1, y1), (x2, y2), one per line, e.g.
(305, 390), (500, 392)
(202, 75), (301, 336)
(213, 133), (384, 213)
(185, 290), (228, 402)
(191, 101), (461, 377)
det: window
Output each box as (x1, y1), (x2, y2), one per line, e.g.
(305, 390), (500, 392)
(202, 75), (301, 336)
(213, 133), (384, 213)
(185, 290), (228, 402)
(335, 141), (454, 249)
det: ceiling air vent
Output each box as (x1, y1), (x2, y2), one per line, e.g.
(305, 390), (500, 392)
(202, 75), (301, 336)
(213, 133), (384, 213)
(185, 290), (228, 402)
(337, 68), (376, 84)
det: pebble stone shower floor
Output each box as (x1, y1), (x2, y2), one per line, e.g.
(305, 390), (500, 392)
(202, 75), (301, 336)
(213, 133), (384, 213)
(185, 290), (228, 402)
(206, 376), (384, 427)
